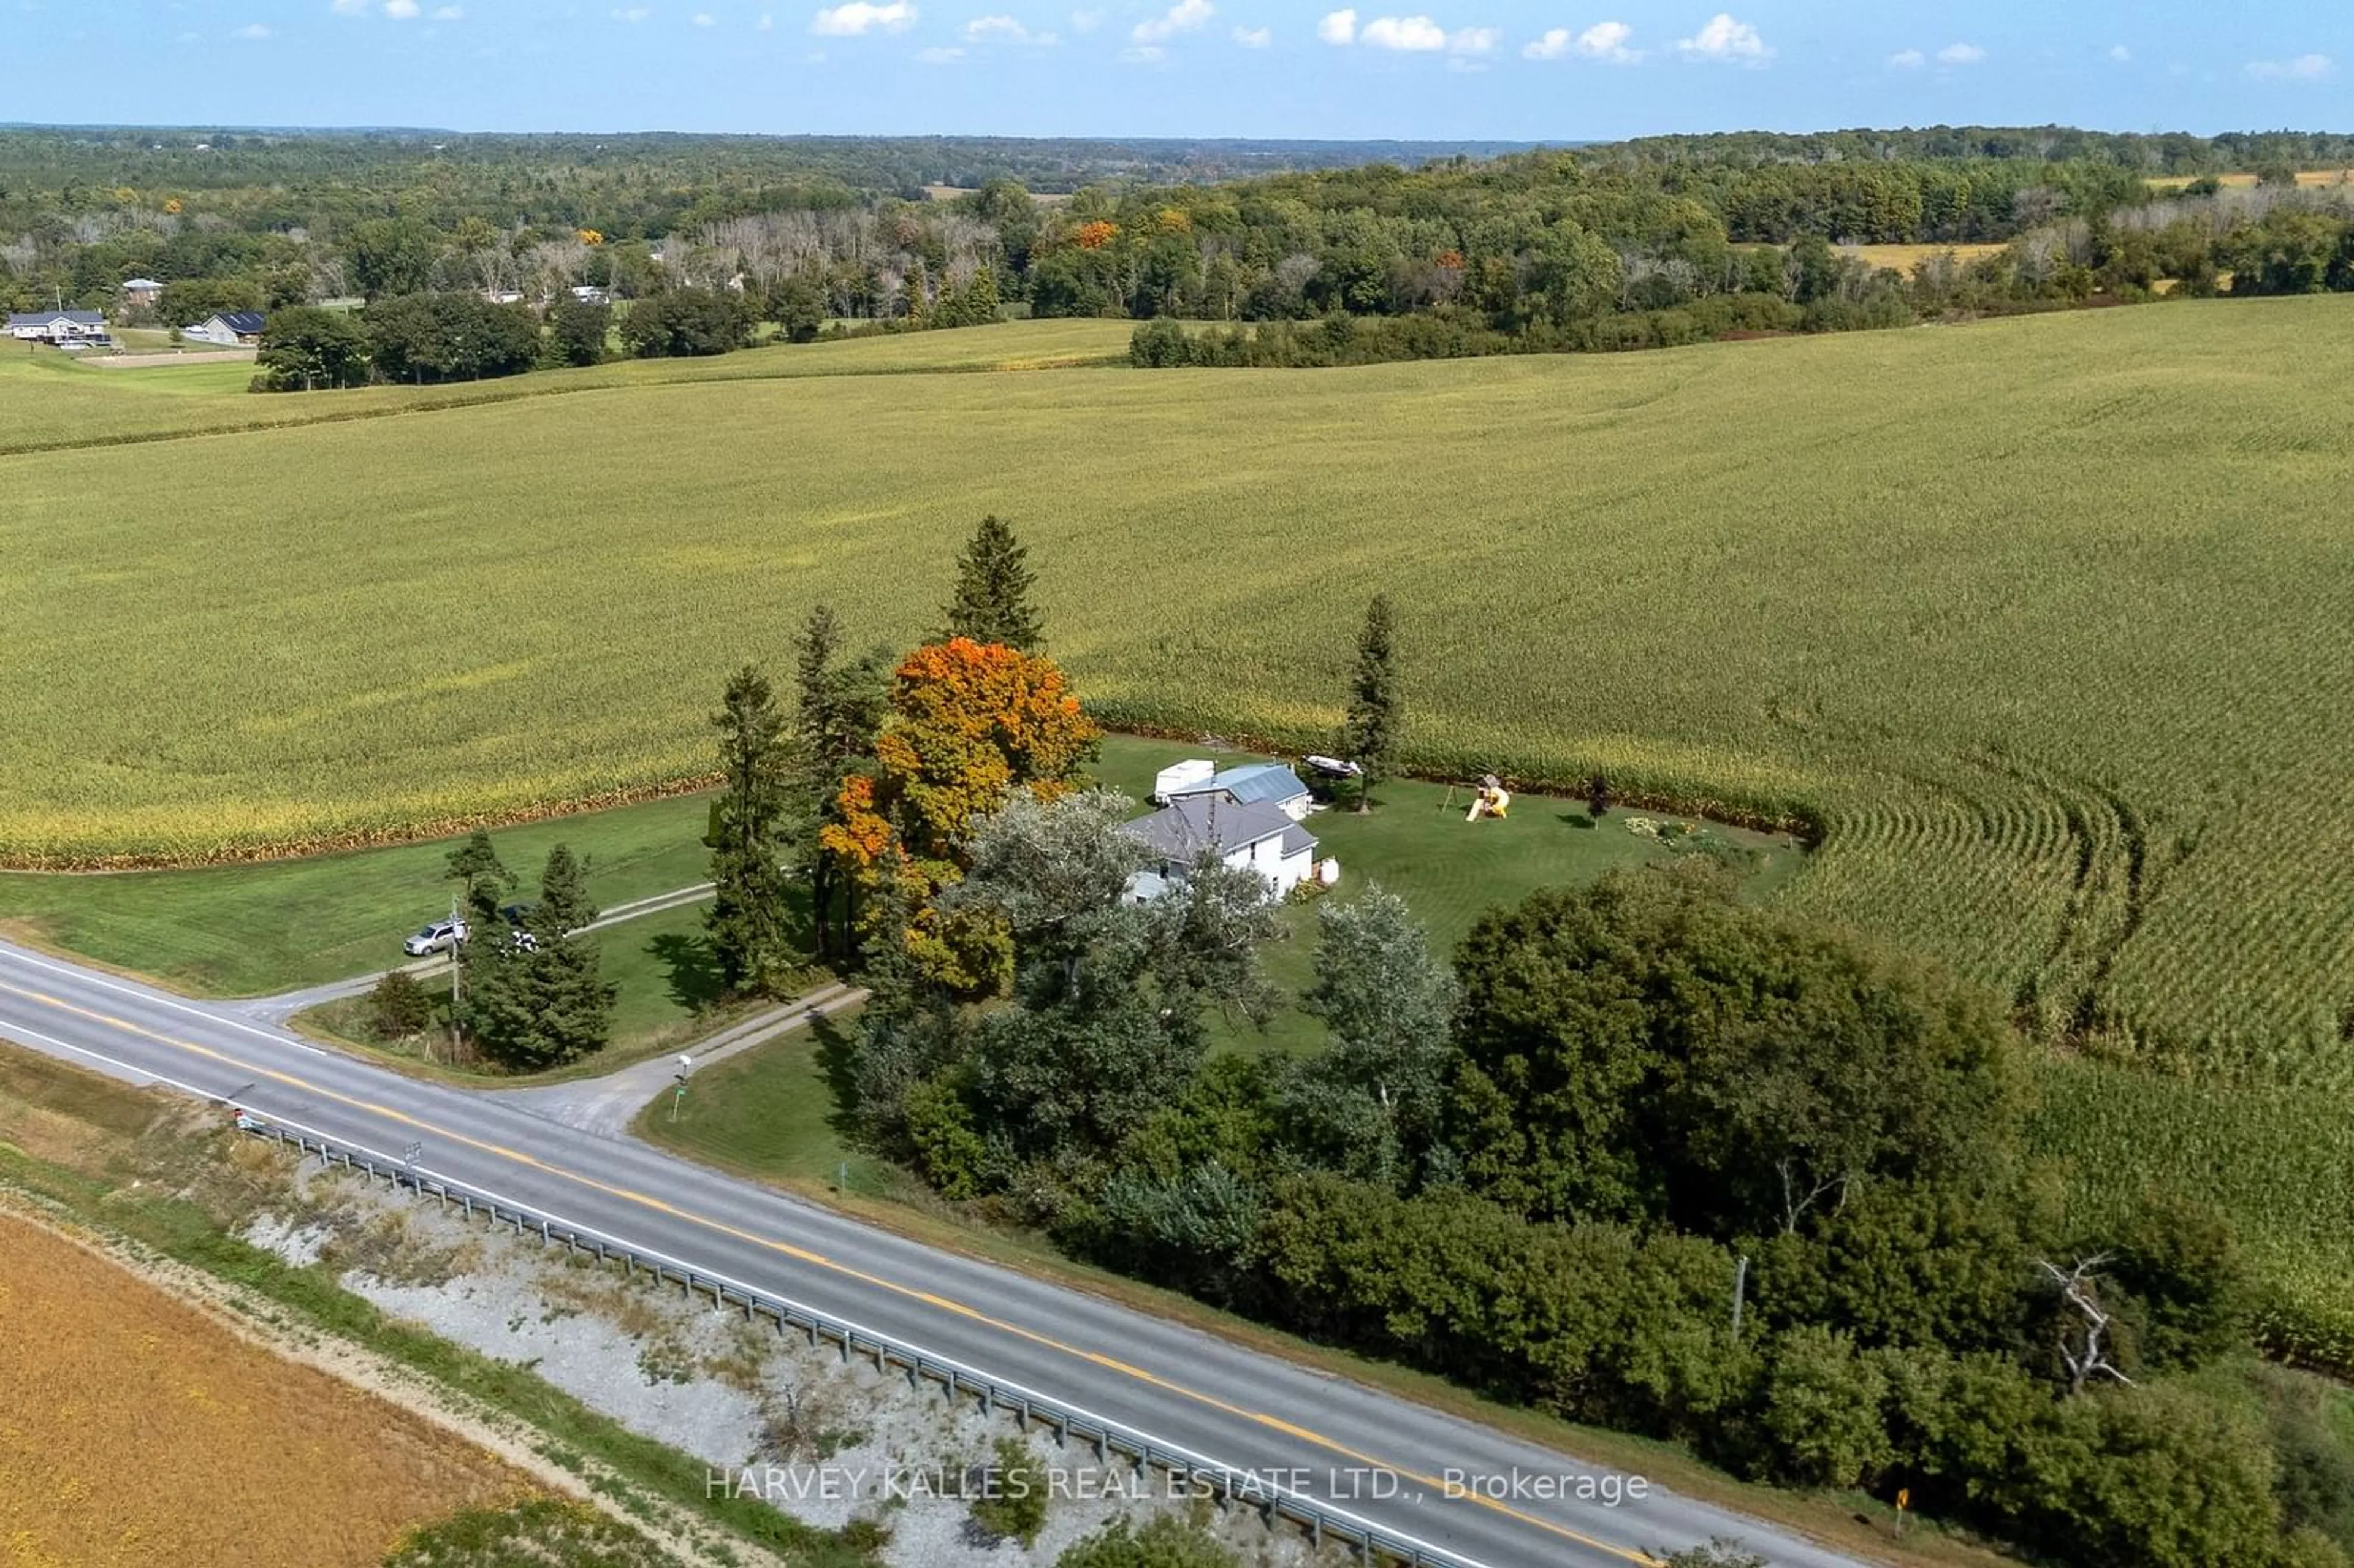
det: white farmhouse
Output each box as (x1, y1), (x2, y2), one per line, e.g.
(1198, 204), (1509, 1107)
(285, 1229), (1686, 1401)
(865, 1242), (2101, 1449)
(1123, 794), (1324, 902)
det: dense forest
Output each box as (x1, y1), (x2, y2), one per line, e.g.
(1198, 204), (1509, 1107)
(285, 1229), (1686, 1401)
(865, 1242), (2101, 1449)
(9, 124), (2354, 384)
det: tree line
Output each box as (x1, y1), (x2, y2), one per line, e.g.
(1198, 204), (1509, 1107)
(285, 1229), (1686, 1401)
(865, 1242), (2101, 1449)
(15, 126), (2354, 378)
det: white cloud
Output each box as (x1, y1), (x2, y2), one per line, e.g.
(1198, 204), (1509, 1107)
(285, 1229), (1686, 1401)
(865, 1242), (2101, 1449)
(1232, 23), (1269, 45)
(1132, 0), (1211, 45)
(1575, 20), (1634, 62)
(330, 0), (366, 13)
(758, 13), (774, 28)
(1070, 7), (1102, 31)
(1887, 47), (1923, 68)
(1360, 15), (1444, 50)
(1937, 42), (1984, 66)
(612, 7), (650, 19)
(2108, 44), (2131, 63)
(1119, 44), (1164, 61)
(233, 20), (272, 36)
(1522, 26), (1568, 59)
(812, 0), (916, 34)
(2247, 53), (2333, 81)
(965, 14), (1056, 43)
(384, 0), (419, 17)
(1675, 12), (1767, 63)
(916, 42), (964, 59)
(694, 10), (715, 21)
(432, 3), (463, 16)
(1320, 12), (1498, 56)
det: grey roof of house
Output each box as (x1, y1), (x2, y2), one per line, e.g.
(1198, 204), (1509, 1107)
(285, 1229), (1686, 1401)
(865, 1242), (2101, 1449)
(9, 310), (104, 327)
(217, 311), (267, 333)
(1278, 824), (1319, 859)
(121, 278), (162, 289)
(1166, 762), (1310, 809)
(1125, 796), (1301, 861)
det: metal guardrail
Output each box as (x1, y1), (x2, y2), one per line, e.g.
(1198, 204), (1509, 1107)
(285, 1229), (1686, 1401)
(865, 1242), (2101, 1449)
(234, 1108), (1488, 1568)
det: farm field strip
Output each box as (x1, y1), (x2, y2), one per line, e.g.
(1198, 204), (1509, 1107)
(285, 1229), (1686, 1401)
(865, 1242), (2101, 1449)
(9, 298), (2354, 1048)
(0, 316), (1136, 455)
(0, 1208), (537, 1567)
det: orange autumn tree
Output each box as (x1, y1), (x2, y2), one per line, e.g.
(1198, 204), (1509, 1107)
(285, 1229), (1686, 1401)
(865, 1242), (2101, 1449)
(822, 637), (1100, 994)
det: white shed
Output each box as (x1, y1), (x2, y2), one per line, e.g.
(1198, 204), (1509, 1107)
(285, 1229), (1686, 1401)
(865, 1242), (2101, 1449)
(1151, 758), (1216, 805)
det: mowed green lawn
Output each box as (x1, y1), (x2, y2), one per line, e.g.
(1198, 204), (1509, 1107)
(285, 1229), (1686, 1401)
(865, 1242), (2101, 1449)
(0, 791), (715, 995)
(642, 737), (1790, 1187)
(8, 302), (2354, 1051)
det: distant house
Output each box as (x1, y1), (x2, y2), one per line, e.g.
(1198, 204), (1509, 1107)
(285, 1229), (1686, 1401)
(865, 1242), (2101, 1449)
(568, 285), (611, 306)
(120, 278), (164, 308)
(185, 311), (267, 346)
(1123, 794), (1324, 901)
(1162, 761), (1314, 822)
(7, 310), (108, 343)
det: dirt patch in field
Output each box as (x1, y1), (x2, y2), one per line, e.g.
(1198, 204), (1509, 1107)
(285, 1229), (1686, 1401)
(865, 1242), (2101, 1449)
(0, 1209), (538, 1567)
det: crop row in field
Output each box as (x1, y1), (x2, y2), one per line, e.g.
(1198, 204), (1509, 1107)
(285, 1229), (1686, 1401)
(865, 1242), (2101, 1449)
(7, 302), (2354, 1053)
(2030, 1056), (2354, 1371)
(0, 1209), (535, 1567)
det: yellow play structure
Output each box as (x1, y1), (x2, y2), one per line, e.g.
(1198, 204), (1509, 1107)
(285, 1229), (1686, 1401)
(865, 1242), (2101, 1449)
(1465, 774), (1510, 823)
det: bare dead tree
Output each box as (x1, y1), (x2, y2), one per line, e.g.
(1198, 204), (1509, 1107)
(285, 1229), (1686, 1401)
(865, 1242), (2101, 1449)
(1776, 1159), (1852, 1234)
(2037, 1255), (2135, 1395)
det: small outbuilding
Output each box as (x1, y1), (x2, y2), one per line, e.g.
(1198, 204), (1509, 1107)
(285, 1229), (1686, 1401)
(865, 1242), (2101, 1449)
(1162, 761), (1315, 821)
(186, 310), (267, 346)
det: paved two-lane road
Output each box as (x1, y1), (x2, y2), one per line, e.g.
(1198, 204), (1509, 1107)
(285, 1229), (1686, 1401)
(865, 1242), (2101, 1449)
(0, 937), (1866, 1568)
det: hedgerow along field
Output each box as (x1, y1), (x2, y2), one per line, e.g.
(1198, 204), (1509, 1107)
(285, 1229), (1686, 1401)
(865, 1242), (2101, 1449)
(6, 300), (2354, 1059)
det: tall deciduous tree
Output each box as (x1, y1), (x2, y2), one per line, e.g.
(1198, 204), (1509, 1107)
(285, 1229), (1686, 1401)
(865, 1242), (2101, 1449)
(546, 296), (611, 366)
(1341, 593), (1400, 813)
(1287, 886), (1461, 1184)
(940, 514), (1044, 652)
(821, 637), (1099, 993)
(705, 663), (801, 996)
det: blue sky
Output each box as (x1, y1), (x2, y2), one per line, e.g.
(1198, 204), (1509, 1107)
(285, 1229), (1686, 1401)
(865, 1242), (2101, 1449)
(9, 1), (2349, 141)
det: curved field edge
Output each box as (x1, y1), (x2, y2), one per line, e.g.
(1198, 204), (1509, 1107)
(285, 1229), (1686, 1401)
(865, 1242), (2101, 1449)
(9, 296), (2354, 1048)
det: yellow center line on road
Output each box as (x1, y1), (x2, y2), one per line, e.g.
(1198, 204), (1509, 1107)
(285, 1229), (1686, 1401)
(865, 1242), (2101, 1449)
(0, 974), (1655, 1567)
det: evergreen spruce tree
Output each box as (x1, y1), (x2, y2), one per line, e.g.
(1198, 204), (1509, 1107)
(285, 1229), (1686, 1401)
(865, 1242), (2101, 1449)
(705, 663), (801, 996)
(940, 514), (1044, 651)
(791, 605), (888, 962)
(1341, 593), (1401, 813)
(533, 842), (598, 937)
(465, 843), (613, 1071)
(444, 829), (513, 927)
(441, 829), (514, 1048)
(794, 607), (847, 961)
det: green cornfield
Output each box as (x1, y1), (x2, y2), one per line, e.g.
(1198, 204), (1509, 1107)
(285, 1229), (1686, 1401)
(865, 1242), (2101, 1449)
(5, 302), (2353, 1054)
(2031, 1057), (2354, 1372)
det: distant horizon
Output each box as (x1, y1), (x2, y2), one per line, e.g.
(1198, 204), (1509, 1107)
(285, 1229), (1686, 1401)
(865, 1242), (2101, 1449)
(18, 2), (2348, 144)
(2, 120), (2344, 148)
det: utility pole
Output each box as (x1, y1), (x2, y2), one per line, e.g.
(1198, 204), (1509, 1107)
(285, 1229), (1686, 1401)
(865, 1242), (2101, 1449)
(446, 893), (463, 1065)
(1731, 1254), (1750, 1340)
